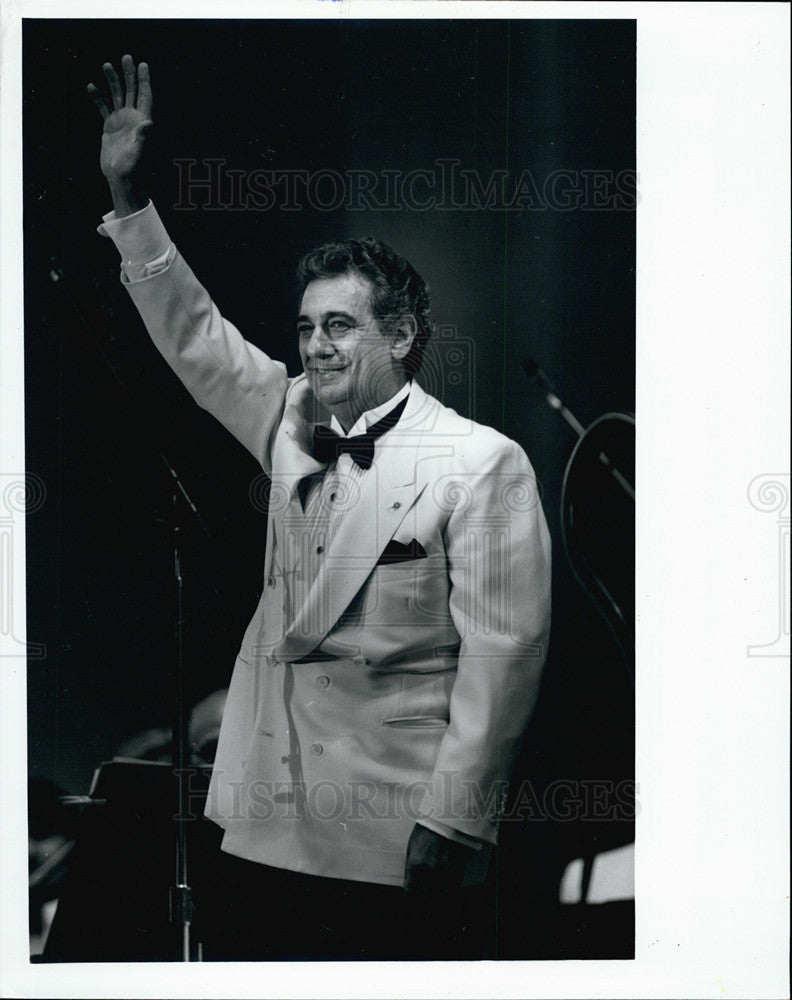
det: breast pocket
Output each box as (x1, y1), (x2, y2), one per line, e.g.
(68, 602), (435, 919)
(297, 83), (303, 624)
(362, 555), (449, 623)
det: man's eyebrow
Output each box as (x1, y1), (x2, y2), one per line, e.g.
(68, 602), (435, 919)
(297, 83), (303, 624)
(296, 311), (359, 325)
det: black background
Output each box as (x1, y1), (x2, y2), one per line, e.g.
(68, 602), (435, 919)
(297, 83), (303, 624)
(24, 17), (635, 955)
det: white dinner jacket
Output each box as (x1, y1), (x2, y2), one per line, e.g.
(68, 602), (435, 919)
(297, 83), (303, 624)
(120, 235), (552, 886)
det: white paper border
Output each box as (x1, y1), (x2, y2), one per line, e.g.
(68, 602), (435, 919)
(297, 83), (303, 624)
(2, 2), (790, 997)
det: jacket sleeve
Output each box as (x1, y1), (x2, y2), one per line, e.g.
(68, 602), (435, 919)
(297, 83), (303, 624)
(102, 203), (289, 472)
(416, 434), (552, 844)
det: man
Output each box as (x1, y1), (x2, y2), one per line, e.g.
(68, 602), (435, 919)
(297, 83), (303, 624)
(88, 55), (551, 960)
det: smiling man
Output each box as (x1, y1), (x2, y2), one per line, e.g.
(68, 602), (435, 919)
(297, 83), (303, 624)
(297, 264), (418, 430)
(89, 55), (551, 960)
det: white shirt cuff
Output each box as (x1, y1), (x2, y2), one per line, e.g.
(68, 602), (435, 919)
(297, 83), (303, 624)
(416, 818), (484, 851)
(96, 199), (172, 272)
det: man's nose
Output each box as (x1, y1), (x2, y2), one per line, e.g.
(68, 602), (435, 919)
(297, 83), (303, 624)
(305, 325), (333, 357)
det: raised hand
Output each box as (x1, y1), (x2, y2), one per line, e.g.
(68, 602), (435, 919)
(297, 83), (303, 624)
(87, 55), (153, 215)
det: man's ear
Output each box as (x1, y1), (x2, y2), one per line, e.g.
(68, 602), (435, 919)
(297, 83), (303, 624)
(389, 315), (418, 361)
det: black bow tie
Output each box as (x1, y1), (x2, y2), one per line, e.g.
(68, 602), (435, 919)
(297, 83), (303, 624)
(312, 395), (409, 470)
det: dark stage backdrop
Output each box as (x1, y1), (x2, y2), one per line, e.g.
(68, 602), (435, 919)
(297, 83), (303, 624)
(24, 18), (635, 955)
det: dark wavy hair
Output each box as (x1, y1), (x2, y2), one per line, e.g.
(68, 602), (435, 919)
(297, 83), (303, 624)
(296, 237), (433, 376)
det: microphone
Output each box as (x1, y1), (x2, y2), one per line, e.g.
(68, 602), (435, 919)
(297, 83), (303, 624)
(522, 357), (586, 437)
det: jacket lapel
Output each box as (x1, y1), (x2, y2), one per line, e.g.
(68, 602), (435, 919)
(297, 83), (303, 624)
(271, 384), (326, 497)
(273, 383), (440, 662)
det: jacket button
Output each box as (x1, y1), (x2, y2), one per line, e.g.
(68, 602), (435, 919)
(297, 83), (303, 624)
(353, 655), (369, 667)
(310, 743), (324, 756)
(267, 576), (276, 588)
(316, 675), (330, 688)
(265, 656), (277, 667)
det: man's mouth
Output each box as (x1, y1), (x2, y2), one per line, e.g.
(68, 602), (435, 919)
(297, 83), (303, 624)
(310, 366), (346, 376)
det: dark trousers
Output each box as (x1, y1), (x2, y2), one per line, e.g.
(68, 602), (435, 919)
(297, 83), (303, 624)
(192, 852), (493, 961)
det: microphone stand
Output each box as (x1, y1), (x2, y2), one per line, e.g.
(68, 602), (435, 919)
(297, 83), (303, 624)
(167, 461), (199, 962)
(50, 260), (210, 961)
(523, 355), (635, 676)
(522, 357), (634, 501)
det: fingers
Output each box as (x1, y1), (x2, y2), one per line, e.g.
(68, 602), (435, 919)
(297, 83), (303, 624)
(102, 61), (124, 110)
(91, 57), (152, 119)
(136, 62), (153, 119)
(122, 53), (137, 107)
(86, 82), (110, 120)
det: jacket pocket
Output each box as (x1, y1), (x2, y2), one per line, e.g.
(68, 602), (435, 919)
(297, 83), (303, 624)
(382, 715), (449, 729)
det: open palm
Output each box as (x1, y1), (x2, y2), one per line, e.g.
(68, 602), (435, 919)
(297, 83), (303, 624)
(88, 55), (153, 182)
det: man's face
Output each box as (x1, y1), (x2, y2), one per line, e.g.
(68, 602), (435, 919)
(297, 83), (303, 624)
(298, 272), (404, 428)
